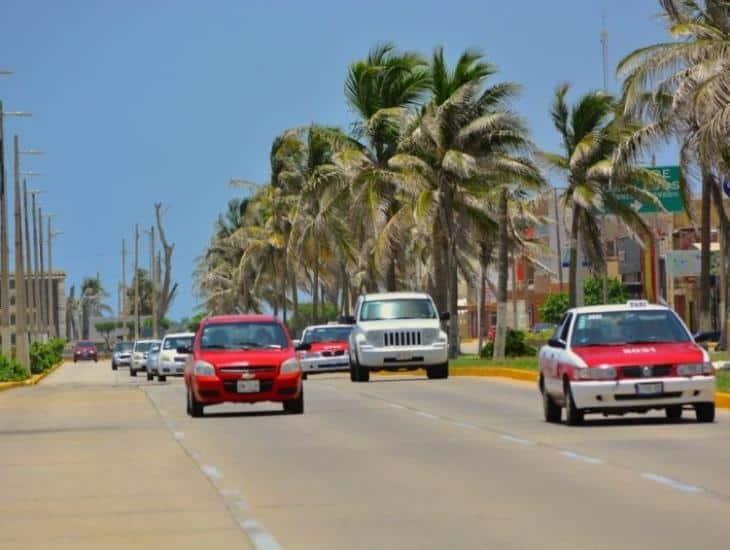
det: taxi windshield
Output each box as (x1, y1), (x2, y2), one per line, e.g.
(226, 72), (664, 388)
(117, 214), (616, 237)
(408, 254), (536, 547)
(302, 326), (352, 344)
(571, 310), (691, 347)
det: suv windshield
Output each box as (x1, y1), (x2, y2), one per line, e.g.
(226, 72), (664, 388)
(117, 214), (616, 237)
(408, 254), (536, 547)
(571, 310), (691, 347)
(77, 341), (95, 348)
(163, 336), (193, 350)
(360, 299), (436, 322)
(302, 326), (352, 344)
(114, 342), (133, 352)
(200, 322), (288, 350)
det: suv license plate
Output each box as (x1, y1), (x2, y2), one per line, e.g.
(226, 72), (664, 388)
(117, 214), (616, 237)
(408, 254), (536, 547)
(236, 380), (260, 393)
(636, 382), (663, 395)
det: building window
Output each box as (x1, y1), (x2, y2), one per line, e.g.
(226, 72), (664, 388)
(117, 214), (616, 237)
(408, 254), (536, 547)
(605, 240), (616, 258)
(9, 279), (14, 290)
(10, 296), (15, 306)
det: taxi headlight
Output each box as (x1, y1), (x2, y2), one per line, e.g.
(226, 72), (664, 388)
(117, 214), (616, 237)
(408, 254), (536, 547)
(280, 358), (301, 374)
(677, 362), (713, 376)
(576, 366), (616, 380)
(300, 351), (321, 359)
(193, 361), (215, 376)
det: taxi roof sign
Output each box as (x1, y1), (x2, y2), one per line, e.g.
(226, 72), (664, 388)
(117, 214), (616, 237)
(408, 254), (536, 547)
(627, 300), (649, 308)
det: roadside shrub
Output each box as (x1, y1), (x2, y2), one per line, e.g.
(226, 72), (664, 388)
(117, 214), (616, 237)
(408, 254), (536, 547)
(479, 329), (537, 358)
(0, 354), (29, 381)
(30, 339), (66, 374)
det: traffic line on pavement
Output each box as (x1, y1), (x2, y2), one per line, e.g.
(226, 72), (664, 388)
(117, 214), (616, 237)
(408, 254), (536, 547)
(450, 421), (478, 430)
(415, 411), (439, 420)
(388, 403), (406, 410)
(499, 434), (535, 446)
(173, 431), (184, 440)
(201, 464), (222, 480)
(641, 473), (704, 494)
(560, 451), (605, 465)
(240, 519), (283, 550)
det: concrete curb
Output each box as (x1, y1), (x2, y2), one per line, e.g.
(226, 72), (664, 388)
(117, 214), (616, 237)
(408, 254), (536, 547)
(0, 360), (64, 393)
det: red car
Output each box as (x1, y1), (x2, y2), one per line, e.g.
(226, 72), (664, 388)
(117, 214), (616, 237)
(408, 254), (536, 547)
(183, 314), (303, 417)
(73, 341), (98, 362)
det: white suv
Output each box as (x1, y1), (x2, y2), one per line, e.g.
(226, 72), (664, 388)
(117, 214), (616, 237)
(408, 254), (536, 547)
(346, 292), (449, 382)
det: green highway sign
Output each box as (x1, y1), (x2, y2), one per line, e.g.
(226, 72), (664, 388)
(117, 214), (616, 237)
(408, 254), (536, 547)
(614, 165), (684, 213)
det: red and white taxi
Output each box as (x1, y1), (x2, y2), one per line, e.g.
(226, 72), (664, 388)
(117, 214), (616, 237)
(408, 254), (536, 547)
(539, 301), (715, 425)
(295, 324), (353, 379)
(183, 314), (303, 417)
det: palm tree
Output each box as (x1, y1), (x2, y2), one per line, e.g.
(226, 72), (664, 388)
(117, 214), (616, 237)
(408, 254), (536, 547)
(344, 43), (431, 290)
(80, 277), (111, 340)
(542, 84), (667, 308)
(617, 0), (730, 331)
(391, 49), (545, 358)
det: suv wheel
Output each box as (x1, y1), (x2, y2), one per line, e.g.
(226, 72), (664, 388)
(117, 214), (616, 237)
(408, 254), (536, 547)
(158, 375), (167, 382)
(427, 363), (449, 380)
(694, 402), (715, 423)
(564, 380), (584, 426)
(350, 355), (370, 382)
(112, 362), (118, 371)
(146, 371), (154, 381)
(542, 379), (562, 423)
(665, 405), (683, 420)
(129, 367), (137, 377)
(283, 390), (304, 414)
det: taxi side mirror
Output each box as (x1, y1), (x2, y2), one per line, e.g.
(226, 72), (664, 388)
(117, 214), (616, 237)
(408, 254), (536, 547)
(295, 342), (311, 352)
(548, 338), (566, 349)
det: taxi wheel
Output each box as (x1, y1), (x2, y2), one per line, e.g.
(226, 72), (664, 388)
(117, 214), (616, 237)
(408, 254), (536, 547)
(665, 406), (683, 420)
(302, 373), (308, 381)
(694, 402), (715, 423)
(542, 384), (562, 423)
(146, 371), (154, 381)
(188, 388), (204, 417)
(112, 363), (118, 371)
(283, 390), (304, 414)
(564, 381), (584, 426)
(129, 367), (137, 377)
(158, 375), (167, 382)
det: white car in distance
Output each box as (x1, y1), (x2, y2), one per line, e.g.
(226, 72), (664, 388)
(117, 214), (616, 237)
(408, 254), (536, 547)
(346, 292), (450, 382)
(156, 332), (195, 382)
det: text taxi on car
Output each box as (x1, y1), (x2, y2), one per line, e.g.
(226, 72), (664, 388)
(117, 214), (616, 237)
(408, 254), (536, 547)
(538, 300), (715, 425)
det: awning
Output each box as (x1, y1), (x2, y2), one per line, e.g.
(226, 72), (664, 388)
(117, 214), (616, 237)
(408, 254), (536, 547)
(691, 242), (720, 252)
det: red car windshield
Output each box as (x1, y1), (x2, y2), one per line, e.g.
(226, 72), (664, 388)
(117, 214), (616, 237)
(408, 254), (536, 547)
(76, 342), (95, 349)
(200, 322), (288, 350)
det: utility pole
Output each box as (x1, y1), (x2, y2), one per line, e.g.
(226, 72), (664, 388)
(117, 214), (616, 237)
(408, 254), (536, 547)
(13, 135), (29, 368)
(38, 205), (46, 338)
(134, 224), (139, 340)
(47, 215), (55, 337)
(22, 180), (33, 339)
(600, 16), (610, 304)
(30, 190), (41, 338)
(146, 225), (158, 339)
(120, 238), (126, 318)
(0, 103), (9, 355)
(553, 188), (564, 293)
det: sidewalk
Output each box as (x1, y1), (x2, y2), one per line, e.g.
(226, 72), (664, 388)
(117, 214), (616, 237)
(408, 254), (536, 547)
(0, 363), (251, 549)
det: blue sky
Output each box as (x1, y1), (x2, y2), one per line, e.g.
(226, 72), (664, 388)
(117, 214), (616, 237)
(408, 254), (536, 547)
(0, 0), (672, 319)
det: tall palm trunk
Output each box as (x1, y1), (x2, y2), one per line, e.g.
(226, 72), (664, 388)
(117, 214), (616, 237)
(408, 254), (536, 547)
(290, 269), (299, 336)
(438, 180), (460, 359)
(568, 207), (581, 308)
(699, 165), (713, 331)
(281, 255), (288, 325)
(477, 241), (490, 355)
(710, 179), (729, 348)
(82, 302), (90, 340)
(312, 256), (320, 325)
(493, 189), (509, 359)
(431, 219), (448, 313)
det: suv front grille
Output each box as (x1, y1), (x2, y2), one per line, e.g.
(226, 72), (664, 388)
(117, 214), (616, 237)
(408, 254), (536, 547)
(383, 331), (422, 347)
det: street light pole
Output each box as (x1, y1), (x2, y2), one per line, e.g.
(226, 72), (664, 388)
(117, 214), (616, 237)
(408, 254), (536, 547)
(29, 190), (43, 338)
(0, 102), (31, 355)
(37, 206), (46, 339)
(48, 222), (62, 338)
(13, 135), (29, 369)
(553, 187), (564, 293)
(134, 224), (139, 340)
(20, 169), (43, 341)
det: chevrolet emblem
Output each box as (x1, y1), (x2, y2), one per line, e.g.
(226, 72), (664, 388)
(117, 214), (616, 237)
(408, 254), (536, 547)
(241, 370), (255, 380)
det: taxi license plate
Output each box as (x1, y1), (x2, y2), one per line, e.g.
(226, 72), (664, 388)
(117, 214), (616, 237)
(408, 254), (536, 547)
(236, 380), (260, 393)
(636, 382), (663, 395)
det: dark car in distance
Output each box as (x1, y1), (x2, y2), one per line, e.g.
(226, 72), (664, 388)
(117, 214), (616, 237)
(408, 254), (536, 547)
(73, 341), (98, 362)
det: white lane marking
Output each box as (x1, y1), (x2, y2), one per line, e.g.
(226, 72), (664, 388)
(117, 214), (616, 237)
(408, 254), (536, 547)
(415, 411), (439, 420)
(173, 431), (184, 441)
(499, 434), (534, 446)
(389, 403), (406, 410)
(451, 421), (478, 430)
(642, 473), (704, 494)
(240, 518), (283, 550)
(201, 465), (222, 480)
(560, 451), (604, 465)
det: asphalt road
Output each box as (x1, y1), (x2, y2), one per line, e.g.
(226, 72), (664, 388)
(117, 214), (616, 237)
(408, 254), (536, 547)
(127, 365), (730, 549)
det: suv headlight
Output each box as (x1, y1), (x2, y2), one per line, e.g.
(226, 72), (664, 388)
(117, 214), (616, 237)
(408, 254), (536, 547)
(434, 331), (448, 346)
(280, 358), (301, 374)
(677, 362), (713, 376)
(193, 361), (215, 376)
